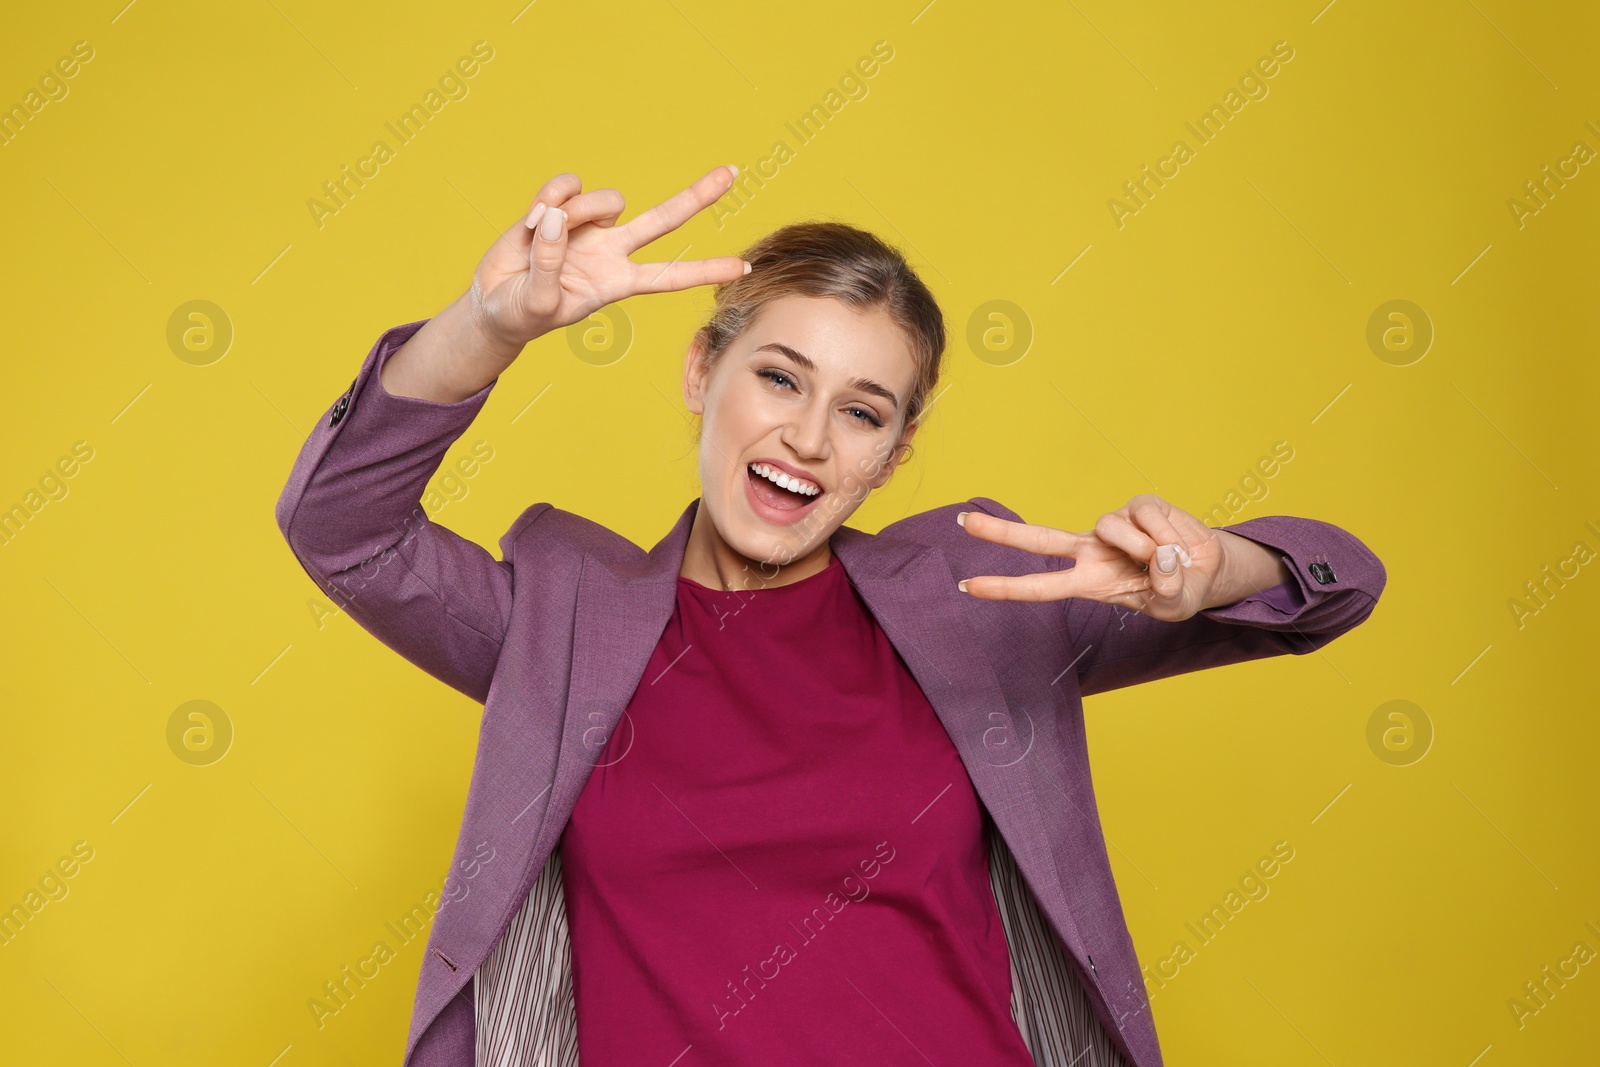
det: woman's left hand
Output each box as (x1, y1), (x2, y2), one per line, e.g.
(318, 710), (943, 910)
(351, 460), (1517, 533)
(955, 494), (1237, 622)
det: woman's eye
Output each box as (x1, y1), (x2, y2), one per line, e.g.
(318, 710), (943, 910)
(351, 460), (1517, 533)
(848, 407), (883, 427)
(758, 369), (881, 427)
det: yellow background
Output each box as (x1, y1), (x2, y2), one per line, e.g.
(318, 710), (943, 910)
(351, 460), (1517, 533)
(2, 1), (1595, 1063)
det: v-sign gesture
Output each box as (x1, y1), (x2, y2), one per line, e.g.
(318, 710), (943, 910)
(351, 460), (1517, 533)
(955, 493), (1275, 622)
(471, 164), (751, 351)
(380, 165), (749, 405)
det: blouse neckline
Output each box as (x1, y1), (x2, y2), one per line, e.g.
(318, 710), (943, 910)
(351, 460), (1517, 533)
(676, 551), (843, 596)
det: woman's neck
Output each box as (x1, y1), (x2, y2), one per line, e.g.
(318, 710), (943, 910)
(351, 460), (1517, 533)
(679, 502), (832, 592)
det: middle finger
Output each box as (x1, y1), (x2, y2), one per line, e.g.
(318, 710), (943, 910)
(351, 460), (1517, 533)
(958, 510), (1093, 560)
(1126, 498), (1191, 560)
(552, 188), (627, 230)
(1094, 510), (1163, 568)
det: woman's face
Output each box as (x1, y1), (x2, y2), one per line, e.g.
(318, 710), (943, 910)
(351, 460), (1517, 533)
(683, 294), (921, 570)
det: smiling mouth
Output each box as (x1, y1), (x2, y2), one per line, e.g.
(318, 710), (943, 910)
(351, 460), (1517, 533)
(745, 462), (824, 519)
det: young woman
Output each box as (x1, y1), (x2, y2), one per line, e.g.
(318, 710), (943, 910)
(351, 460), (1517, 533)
(276, 165), (1386, 1067)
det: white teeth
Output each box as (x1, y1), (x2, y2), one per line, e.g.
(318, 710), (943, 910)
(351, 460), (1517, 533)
(749, 462), (820, 497)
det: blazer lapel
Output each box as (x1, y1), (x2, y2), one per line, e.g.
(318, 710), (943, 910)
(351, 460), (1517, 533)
(526, 500), (698, 860)
(831, 524), (1092, 969)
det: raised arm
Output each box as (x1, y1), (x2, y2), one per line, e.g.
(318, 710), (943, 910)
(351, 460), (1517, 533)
(1056, 513), (1385, 696)
(275, 166), (749, 702)
(275, 312), (524, 703)
(955, 496), (1386, 698)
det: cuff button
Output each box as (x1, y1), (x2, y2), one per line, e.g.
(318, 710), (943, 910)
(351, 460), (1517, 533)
(328, 392), (351, 427)
(1309, 561), (1337, 585)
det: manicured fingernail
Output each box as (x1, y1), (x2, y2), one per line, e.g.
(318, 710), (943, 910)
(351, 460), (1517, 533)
(1176, 545), (1193, 568)
(743, 260), (752, 275)
(1156, 545), (1177, 573)
(540, 207), (565, 241)
(956, 511), (968, 526)
(524, 202), (547, 229)
(726, 164), (739, 179)
(957, 579), (968, 593)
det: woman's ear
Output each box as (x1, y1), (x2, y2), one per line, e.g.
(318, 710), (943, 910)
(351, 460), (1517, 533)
(683, 330), (710, 415)
(875, 420), (920, 487)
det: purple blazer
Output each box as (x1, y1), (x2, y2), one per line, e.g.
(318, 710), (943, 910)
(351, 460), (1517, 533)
(276, 319), (1386, 1066)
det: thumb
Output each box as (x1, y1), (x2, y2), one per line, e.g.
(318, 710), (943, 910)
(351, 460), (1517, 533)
(1146, 542), (1189, 601)
(526, 206), (569, 317)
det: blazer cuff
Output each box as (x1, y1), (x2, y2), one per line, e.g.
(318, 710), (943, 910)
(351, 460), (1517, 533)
(355, 318), (498, 422)
(274, 318), (500, 574)
(1196, 514), (1384, 632)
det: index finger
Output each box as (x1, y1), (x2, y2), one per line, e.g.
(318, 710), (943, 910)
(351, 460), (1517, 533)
(617, 165), (740, 252)
(957, 510), (1092, 559)
(632, 254), (752, 295)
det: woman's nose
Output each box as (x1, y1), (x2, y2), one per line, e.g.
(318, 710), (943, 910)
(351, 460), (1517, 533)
(782, 401), (831, 457)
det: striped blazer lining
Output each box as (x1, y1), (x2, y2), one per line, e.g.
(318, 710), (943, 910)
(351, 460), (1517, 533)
(473, 815), (1132, 1066)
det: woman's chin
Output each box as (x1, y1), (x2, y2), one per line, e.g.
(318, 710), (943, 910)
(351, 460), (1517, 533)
(716, 508), (813, 570)
(728, 523), (806, 570)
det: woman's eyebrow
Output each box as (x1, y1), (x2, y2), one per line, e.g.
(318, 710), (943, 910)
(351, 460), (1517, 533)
(752, 342), (900, 412)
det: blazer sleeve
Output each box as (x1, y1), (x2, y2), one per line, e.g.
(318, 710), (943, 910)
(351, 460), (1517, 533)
(1044, 512), (1388, 698)
(274, 318), (542, 704)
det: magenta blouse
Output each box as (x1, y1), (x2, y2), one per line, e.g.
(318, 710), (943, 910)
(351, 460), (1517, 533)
(558, 550), (1038, 1065)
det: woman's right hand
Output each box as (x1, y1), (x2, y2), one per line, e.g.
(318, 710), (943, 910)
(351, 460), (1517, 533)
(469, 165), (749, 351)
(381, 165), (747, 403)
